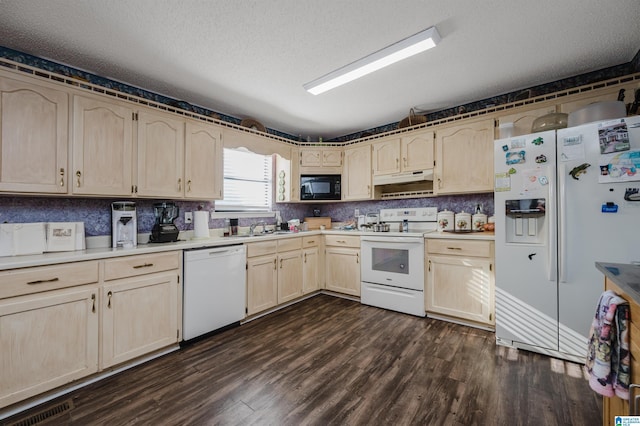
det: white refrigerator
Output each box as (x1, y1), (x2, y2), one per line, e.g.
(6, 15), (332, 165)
(494, 116), (640, 362)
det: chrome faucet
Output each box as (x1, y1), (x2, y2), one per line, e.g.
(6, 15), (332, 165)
(249, 221), (267, 236)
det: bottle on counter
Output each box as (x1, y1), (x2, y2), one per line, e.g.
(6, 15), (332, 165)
(223, 218), (231, 237)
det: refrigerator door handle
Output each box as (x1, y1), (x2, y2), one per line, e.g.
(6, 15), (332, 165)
(558, 162), (568, 283)
(548, 163), (557, 282)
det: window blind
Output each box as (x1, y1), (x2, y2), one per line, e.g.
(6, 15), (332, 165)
(215, 148), (272, 212)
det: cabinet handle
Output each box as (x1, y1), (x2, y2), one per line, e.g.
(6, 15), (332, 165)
(367, 185), (371, 195)
(396, 158), (399, 166)
(133, 263), (154, 269)
(76, 170), (82, 187)
(304, 252), (307, 263)
(428, 260), (431, 271)
(59, 168), (65, 186)
(403, 157), (407, 167)
(107, 291), (112, 309)
(437, 177), (442, 189)
(27, 277), (59, 285)
(187, 180), (192, 192)
(178, 178), (182, 191)
(356, 253), (359, 264)
(631, 384), (640, 415)
(273, 259), (277, 270)
(280, 258), (283, 269)
(91, 294), (96, 313)
(446, 247), (462, 250)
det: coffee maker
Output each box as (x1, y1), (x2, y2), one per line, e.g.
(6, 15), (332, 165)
(150, 201), (180, 243)
(111, 201), (137, 248)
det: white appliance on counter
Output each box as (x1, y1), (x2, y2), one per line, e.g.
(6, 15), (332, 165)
(360, 207), (438, 317)
(183, 244), (246, 341)
(493, 116), (640, 362)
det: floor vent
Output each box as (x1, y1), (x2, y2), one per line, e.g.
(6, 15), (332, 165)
(7, 400), (74, 426)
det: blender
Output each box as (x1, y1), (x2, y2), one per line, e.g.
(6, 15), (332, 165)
(150, 201), (180, 243)
(111, 201), (137, 248)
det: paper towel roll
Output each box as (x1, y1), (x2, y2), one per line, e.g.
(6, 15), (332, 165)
(193, 211), (210, 239)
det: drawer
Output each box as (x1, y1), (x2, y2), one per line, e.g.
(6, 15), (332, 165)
(104, 251), (180, 281)
(427, 239), (493, 258)
(302, 236), (320, 248)
(246, 240), (277, 257)
(324, 234), (360, 248)
(0, 260), (99, 299)
(278, 237), (302, 252)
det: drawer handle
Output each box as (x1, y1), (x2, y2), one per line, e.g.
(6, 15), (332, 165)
(337, 240), (346, 244)
(27, 277), (59, 285)
(446, 247), (462, 250)
(133, 263), (154, 269)
(307, 240), (315, 244)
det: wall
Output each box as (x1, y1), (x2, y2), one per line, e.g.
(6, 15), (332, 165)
(0, 46), (637, 237)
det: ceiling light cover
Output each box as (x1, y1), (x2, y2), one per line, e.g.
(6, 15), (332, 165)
(304, 26), (441, 95)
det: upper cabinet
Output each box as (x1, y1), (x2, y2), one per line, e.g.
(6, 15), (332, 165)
(0, 74), (69, 194)
(299, 147), (342, 174)
(72, 95), (134, 196)
(372, 130), (434, 176)
(136, 110), (185, 198)
(343, 144), (372, 200)
(184, 120), (223, 200)
(434, 119), (495, 195)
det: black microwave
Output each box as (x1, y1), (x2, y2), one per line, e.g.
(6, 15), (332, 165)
(300, 175), (341, 200)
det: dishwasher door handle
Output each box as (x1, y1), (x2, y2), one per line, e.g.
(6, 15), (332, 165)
(205, 247), (244, 256)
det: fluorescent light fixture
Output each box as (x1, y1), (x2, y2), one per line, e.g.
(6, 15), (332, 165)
(303, 26), (441, 95)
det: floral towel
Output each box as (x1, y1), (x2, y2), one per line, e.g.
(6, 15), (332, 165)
(586, 290), (630, 400)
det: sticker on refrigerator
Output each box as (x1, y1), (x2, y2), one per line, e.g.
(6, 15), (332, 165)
(531, 137), (544, 146)
(510, 138), (526, 149)
(506, 150), (525, 165)
(598, 150), (640, 183)
(598, 119), (630, 154)
(494, 172), (511, 192)
(522, 168), (545, 192)
(560, 134), (584, 162)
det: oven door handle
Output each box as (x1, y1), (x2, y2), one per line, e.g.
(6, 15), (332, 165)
(360, 236), (423, 244)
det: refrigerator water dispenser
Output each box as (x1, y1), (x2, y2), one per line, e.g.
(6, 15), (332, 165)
(505, 199), (546, 243)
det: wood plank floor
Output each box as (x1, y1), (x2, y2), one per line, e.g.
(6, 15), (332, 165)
(4, 294), (602, 426)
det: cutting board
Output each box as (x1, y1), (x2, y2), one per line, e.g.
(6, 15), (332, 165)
(304, 217), (332, 230)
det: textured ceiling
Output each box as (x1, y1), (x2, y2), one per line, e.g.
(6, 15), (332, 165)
(0, 0), (639, 139)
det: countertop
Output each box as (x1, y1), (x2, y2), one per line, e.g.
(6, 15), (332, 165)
(0, 228), (494, 271)
(596, 262), (640, 305)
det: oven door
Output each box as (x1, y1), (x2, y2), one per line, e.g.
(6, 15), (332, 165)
(360, 236), (424, 291)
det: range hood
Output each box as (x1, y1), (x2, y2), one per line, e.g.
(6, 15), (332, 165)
(373, 169), (434, 186)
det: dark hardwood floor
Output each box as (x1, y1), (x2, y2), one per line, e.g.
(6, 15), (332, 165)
(4, 294), (602, 426)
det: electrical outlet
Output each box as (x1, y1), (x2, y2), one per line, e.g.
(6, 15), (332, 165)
(354, 208), (360, 217)
(185, 212), (193, 223)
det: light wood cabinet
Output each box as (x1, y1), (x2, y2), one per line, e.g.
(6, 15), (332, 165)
(247, 254), (278, 315)
(342, 144), (372, 200)
(602, 277), (640, 426)
(0, 75), (69, 194)
(302, 236), (321, 294)
(434, 119), (495, 195)
(299, 147), (343, 175)
(185, 120), (223, 200)
(425, 238), (494, 327)
(496, 106), (558, 139)
(101, 251), (181, 369)
(372, 131), (434, 176)
(0, 261), (100, 409)
(277, 249), (303, 304)
(72, 95), (134, 196)
(325, 235), (360, 296)
(135, 110), (185, 198)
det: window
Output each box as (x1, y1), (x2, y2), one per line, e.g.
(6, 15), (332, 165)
(215, 148), (273, 212)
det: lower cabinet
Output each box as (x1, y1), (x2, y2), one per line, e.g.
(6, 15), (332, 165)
(302, 236), (321, 294)
(325, 235), (361, 296)
(246, 238), (303, 316)
(0, 251), (181, 410)
(425, 238), (495, 327)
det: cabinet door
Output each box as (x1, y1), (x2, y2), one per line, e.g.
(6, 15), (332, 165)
(434, 119), (494, 194)
(300, 149), (322, 167)
(322, 149), (342, 167)
(426, 254), (493, 325)
(185, 120), (223, 199)
(302, 247), (320, 294)
(0, 76), (69, 194)
(72, 95), (133, 196)
(136, 110), (184, 198)
(325, 247), (360, 296)
(343, 144), (372, 200)
(372, 138), (400, 175)
(401, 131), (434, 172)
(0, 287), (99, 409)
(247, 254), (278, 315)
(290, 147), (300, 202)
(102, 271), (179, 368)
(277, 250), (302, 304)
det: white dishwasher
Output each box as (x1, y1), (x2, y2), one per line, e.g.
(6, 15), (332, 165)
(183, 244), (246, 341)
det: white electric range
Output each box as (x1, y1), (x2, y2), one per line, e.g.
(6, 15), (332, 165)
(360, 207), (437, 317)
